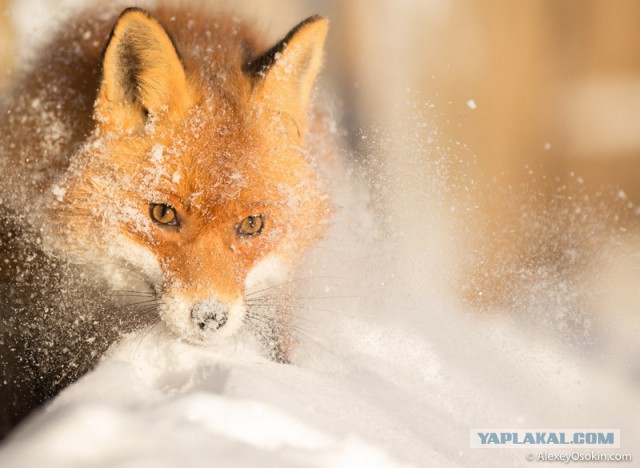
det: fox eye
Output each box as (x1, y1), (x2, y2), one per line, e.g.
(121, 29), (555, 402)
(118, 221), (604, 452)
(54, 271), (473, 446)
(150, 203), (178, 226)
(237, 214), (264, 237)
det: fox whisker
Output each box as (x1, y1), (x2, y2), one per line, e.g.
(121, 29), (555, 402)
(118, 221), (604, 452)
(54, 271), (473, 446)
(241, 317), (274, 349)
(133, 318), (163, 362)
(108, 290), (157, 297)
(244, 274), (353, 298)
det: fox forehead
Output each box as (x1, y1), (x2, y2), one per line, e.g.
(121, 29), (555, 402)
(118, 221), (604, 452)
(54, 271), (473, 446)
(100, 100), (309, 208)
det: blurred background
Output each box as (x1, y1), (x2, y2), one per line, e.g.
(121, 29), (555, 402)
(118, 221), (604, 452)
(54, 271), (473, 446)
(1, 0), (639, 344)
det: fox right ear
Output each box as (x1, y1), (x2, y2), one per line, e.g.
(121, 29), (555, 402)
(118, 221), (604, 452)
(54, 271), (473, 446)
(245, 16), (328, 139)
(95, 8), (195, 132)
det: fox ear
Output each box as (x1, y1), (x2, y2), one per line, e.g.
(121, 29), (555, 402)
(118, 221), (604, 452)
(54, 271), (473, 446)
(96, 8), (194, 131)
(246, 16), (328, 138)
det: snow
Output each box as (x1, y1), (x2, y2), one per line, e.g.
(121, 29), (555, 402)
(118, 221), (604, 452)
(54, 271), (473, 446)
(0, 328), (410, 468)
(1, 1), (639, 467)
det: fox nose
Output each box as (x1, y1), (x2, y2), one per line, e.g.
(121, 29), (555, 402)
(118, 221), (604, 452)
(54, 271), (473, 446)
(191, 299), (229, 331)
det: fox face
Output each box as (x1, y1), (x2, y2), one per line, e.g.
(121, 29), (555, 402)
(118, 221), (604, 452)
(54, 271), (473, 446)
(48, 8), (332, 348)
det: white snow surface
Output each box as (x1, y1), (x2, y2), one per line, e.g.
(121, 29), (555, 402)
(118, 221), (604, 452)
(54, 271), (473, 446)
(1, 1), (640, 467)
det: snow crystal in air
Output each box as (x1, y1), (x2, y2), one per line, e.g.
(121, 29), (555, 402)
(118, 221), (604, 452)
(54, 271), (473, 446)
(51, 185), (66, 202)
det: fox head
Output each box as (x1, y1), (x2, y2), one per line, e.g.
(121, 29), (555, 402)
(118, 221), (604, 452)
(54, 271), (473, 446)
(48, 8), (332, 344)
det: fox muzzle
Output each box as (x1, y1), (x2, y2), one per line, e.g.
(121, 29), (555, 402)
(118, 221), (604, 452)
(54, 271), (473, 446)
(190, 299), (229, 331)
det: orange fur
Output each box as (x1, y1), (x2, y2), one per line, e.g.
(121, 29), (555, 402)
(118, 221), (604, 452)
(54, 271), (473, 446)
(0, 3), (333, 357)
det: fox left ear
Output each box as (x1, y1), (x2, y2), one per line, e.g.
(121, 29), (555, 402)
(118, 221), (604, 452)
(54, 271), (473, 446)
(96, 8), (195, 132)
(245, 16), (328, 138)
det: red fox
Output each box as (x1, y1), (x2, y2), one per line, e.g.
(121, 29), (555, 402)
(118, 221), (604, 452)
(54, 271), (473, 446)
(0, 4), (333, 362)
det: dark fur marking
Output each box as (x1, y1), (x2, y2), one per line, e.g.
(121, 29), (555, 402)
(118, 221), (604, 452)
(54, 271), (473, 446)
(243, 15), (323, 79)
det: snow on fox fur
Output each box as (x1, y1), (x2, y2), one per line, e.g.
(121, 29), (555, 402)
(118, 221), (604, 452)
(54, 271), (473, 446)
(0, 1), (334, 437)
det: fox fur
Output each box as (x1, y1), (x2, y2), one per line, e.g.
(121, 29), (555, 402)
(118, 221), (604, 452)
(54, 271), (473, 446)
(0, 2), (333, 436)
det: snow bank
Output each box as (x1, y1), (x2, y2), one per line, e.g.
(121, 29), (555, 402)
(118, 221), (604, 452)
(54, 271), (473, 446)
(0, 342), (406, 468)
